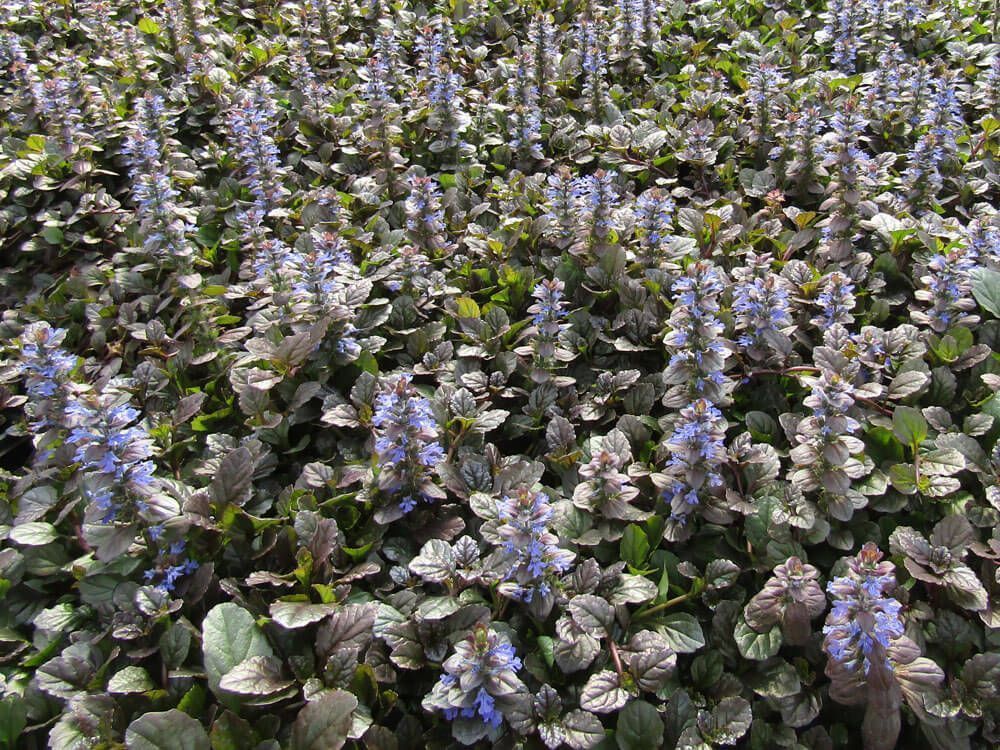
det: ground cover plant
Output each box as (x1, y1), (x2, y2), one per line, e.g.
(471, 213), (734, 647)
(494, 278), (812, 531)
(0, 0), (999, 747)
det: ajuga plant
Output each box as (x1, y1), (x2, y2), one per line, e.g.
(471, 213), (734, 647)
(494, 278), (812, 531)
(422, 624), (528, 745)
(371, 372), (446, 521)
(744, 556), (826, 645)
(227, 77), (287, 210)
(823, 544), (945, 750)
(405, 174), (454, 256)
(527, 12), (557, 98)
(122, 92), (194, 268)
(493, 485), (575, 618)
(520, 278), (571, 382)
(632, 187), (675, 262)
(507, 52), (543, 161)
(661, 260), (732, 406)
(819, 97), (874, 263)
(578, 18), (608, 121)
(359, 53), (405, 196)
(573, 169), (620, 253)
(744, 57), (787, 156)
(4, 2), (1000, 749)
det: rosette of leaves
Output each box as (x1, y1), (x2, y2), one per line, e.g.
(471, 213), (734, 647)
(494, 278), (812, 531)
(922, 653), (1000, 739)
(744, 556), (826, 646)
(554, 593), (676, 718)
(505, 685), (604, 750)
(822, 544), (945, 750)
(889, 515), (988, 612)
(887, 406), (967, 501)
(573, 429), (650, 539)
(675, 696), (753, 749)
(407, 536), (486, 619)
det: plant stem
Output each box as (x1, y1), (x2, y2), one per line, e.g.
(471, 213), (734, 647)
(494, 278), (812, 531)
(633, 590), (696, 621)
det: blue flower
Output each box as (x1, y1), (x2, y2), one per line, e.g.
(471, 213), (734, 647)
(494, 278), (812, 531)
(733, 253), (792, 354)
(372, 374), (444, 515)
(228, 78), (286, 209)
(144, 537), (199, 593)
(914, 244), (978, 332)
(573, 170), (619, 241)
(634, 189), (675, 253)
(812, 271), (856, 328)
(424, 624), (525, 736)
(663, 261), (730, 402)
(661, 398), (727, 528)
(18, 322), (76, 431)
(65, 393), (156, 523)
(495, 487), (574, 604)
(405, 175), (451, 254)
(823, 544), (905, 675)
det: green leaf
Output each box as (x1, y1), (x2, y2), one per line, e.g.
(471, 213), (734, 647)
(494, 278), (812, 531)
(137, 17), (161, 34)
(0, 696), (26, 750)
(537, 636), (555, 668)
(125, 709), (209, 750)
(972, 268), (1000, 317)
(893, 406), (927, 448)
(889, 463), (918, 495)
(734, 619), (782, 660)
(9, 522), (58, 546)
(654, 613), (705, 653)
(25, 134), (46, 152)
(109, 666), (154, 694)
(454, 296), (480, 318)
(620, 525), (650, 569)
(209, 712), (257, 750)
(218, 656), (294, 695)
(270, 601), (339, 629)
(202, 603), (274, 705)
(616, 700), (664, 750)
(40, 227), (63, 245)
(290, 690), (358, 750)
(159, 622), (192, 670)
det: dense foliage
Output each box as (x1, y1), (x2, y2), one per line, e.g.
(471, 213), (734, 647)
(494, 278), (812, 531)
(1, 0), (1000, 748)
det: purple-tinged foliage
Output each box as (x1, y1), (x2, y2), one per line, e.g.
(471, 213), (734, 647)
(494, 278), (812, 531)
(745, 556), (826, 645)
(3, 3), (1000, 749)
